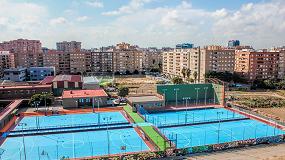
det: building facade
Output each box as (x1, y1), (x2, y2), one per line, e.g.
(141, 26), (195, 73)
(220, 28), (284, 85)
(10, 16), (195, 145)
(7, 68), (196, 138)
(0, 51), (15, 78)
(235, 49), (279, 80)
(113, 43), (143, 74)
(3, 68), (27, 82)
(56, 41), (81, 52)
(27, 67), (56, 81)
(91, 49), (113, 74)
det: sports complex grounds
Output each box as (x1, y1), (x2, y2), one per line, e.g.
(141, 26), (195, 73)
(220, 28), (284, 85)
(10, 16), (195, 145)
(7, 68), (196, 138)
(0, 83), (285, 160)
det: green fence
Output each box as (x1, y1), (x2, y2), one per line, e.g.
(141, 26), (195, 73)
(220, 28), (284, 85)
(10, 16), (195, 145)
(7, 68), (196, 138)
(157, 83), (224, 106)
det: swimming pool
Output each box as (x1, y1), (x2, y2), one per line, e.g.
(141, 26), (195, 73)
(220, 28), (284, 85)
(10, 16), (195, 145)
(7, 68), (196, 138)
(1, 128), (149, 160)
(13, 111), (128, 131)
(145, 108), (245, 127)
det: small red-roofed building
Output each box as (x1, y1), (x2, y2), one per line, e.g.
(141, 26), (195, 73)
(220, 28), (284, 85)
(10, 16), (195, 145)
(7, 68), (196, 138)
(62, 89), (108, 108)
(40, 75), (83, 96)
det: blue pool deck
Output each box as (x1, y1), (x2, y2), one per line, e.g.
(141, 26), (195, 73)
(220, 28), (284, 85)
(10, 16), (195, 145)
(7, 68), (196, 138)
(13, 111), (128, 131)
(1, 128), (149, 160)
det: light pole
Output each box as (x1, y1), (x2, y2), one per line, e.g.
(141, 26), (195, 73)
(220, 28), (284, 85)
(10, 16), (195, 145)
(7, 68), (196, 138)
(204, 87), (208, 105)
(213, 86), (216, 104)
(174, 88), (179, 107)
(97, 98), (101, 125)
(103, 116), (112, 155)
(18, 123), (27, 160)
(195, 88), (200, 105)
(42, 92), (48, 115)
(162, 89), (167, 106)
(182, 97), (191, 123)
(217, 112), (223, 143)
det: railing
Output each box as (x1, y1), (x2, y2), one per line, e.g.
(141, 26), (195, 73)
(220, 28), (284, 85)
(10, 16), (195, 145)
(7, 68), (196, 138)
(230, 104), (285, 127)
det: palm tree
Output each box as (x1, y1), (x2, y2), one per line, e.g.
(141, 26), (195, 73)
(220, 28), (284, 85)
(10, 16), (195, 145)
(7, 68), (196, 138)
(181, 67), (186, 80)
(186, 68), (191, 79)
(193, 71), (198, 83)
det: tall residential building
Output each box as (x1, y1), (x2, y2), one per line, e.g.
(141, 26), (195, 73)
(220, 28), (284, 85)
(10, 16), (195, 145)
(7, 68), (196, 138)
(278, 49), (285, 79)
(0, 51), (15, 78)
(202, 46), (235, 73)
(163, 48), (202, 80)
(0, 39), (43, 68)
(56, 41), (81, 52)
(70, 50), (91, 74)
(43, 49), (62, 74)
(113, 43), (143, 74)
(91, 48), (113, 74)
(163, 46), (236, 82)
(228, 40), (240, 48)
(142, 48), (162, 71)
(235, 49), (279, 80)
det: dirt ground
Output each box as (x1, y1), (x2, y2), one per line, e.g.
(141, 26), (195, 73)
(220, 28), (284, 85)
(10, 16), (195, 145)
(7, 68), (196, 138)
(115, 76), (159, 94)
(187, 143), (285, 160)
(258, 108), (285, 122)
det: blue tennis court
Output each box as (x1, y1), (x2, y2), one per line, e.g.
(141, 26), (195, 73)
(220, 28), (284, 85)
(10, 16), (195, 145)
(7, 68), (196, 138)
(160, 119), (285, 148)
(145, 108), (245, 127)
(0, 128), (149, 160)
(13, 111), (127, 131)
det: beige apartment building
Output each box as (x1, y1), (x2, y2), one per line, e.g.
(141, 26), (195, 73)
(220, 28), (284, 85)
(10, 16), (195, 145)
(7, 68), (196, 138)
(142, 48), (162, 71)
(91, 49), (113, 74)
(70, 50), (91, 74)
(235, 49), (279, 80)
(113, 43), (143, 74)
(163, 46), (235, 82)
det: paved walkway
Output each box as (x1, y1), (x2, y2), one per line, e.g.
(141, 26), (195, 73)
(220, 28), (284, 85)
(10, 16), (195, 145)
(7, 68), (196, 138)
(187, 143), (285, 160)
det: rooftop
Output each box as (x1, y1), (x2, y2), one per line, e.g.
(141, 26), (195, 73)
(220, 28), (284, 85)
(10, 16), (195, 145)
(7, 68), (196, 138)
(40, 75), (82, 84)
(127, 95), (163, 103)
(62, 89), (108, 99)
(83, 76), (99, 84)
(0, 84), (52, 90)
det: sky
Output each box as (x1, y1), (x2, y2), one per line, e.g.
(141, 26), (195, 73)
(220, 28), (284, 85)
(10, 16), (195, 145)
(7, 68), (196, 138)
(0, 0), (284, 49)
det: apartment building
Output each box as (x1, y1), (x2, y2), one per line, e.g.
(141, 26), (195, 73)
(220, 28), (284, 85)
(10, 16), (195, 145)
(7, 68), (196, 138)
(56, 41), (81, 52)
(70, 50), (91, 74)
(0, 39), (43, 68)
(142, 48), (162, 71)
(91, 48), (113, 74)
(235, 49), (279, 80)
(3, 67), (27, 82)
(163, 48), (201, 80)
(0, 51), (15, 78)
(113, 43), (143, 74)
(202, 46), (235, 73)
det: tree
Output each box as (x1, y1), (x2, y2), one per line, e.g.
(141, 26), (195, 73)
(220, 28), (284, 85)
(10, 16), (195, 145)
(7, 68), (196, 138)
(118, 86), (129, 97)
(187, 78), (194, 83)
(29, 92), (54, 106)
(181, 68), (187, 79)
(133, 70), (139, 74)
(125, 70), (131, 75)
(193, 71), (198, 83)
(172, 77), (183, 84)
(186, 68), (191, 79)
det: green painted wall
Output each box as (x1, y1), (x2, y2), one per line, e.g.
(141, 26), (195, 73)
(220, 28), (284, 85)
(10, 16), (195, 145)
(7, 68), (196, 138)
(157, 83), (224, 106)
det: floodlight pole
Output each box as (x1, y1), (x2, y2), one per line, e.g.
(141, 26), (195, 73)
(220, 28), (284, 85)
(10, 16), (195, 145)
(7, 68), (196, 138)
(162, 89), (167, 106)
(103, 116), (112, 155)
(204, 87), (208, 105)
(174, 88), (179, 107)
(217, 111), (223, 143)
(195, 88), (200, 105)
(18, 123), (27, 160)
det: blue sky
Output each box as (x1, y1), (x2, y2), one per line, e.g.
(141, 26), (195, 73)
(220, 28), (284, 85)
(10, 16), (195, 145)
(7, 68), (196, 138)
(0, 0), (284, 49)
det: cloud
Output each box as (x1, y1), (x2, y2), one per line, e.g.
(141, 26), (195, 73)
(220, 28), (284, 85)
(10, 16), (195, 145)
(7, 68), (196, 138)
(85, 0), (104, 8)
(49, 17), (68, 26)
(102, 0), (153, 16)
(76, 16), (89, 22)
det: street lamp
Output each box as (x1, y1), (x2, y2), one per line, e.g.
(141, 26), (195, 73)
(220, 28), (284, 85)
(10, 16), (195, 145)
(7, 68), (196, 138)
(204, 87), (208, 105)
(195, 88), (200, 105)
(212, 86), (216, 104)
(174, 88), (179, 107)
(18, 123), (27, 160)
(42, 92), (48, 115)
(103, 116), (112, 155)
